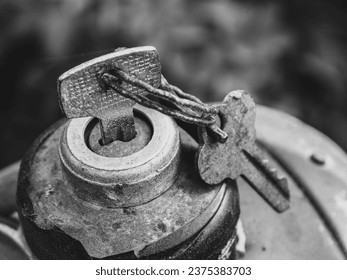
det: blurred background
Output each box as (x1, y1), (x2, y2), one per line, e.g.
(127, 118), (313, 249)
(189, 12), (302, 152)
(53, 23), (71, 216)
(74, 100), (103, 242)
(0, 0), (347, 169)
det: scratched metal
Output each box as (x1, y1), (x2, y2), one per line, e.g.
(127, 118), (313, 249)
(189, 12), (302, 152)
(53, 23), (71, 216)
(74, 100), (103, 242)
(21, 123), (220, 258)
(197, 90), (290, 212)
(58, 46), (161, 119)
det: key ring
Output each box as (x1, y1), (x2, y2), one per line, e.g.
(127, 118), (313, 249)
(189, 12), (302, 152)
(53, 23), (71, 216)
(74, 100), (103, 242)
(101, 69), (228, 143)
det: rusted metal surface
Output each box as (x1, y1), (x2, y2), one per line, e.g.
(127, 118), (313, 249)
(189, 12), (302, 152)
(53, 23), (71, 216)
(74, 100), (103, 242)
(57, 47), (289, 214)
(4, 45), (344, 260)
(197, 91), (290, 212)
(97, 56), (289, 213)
(102, 70), (227, 143)
(58, 46), (161, 144)
(88, 112), (152, 157)
(59, 105), (181, 208)
(1, 105), (345, 259)
(137, 182), (227, 257)
(18, 119), (224, 258)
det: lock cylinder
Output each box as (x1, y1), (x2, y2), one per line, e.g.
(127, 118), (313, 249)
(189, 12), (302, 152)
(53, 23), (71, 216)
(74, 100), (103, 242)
(59, 105), (181, 208)
(17, 106), (240, 260)
(9, 46), (347, 260)
(16, 47), (240, 260)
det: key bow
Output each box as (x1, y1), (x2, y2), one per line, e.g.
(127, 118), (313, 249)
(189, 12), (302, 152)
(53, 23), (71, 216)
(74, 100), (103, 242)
(197, 90), (290, 212)
(198, 90), (256, 184)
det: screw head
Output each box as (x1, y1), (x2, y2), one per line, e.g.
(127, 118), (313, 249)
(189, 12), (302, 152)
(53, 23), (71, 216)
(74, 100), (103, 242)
(310, 153), (326, 166)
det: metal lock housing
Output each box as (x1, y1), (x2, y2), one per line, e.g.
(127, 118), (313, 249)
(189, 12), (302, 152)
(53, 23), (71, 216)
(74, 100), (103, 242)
(60, 105), (181, 208)
(1, 47), (345, 260)
(17, 104), (240, 259)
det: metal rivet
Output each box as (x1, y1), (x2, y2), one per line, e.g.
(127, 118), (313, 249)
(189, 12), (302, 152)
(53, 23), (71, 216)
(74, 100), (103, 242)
(310, 153), (326, 166)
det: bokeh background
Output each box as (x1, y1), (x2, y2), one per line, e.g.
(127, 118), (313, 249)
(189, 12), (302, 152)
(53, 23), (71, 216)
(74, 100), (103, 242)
(1, 0), (347, 169)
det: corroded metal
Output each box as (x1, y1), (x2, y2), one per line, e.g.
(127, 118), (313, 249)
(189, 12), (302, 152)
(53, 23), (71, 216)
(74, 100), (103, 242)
(101, 70), (228, 143)
(87, 113), (152, 157)
(4, 105), (347, 259)
(197, 90), (290, 212)
(98, 59), (289, 212)
(12, 44), (347, 260)
(17, 119), (229, 259)
(58, 46), (161, 144)
(59, 105), (181, 208)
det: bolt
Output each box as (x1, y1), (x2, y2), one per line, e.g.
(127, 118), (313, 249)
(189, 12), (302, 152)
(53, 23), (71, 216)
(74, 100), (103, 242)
(310, 153), (325, 166)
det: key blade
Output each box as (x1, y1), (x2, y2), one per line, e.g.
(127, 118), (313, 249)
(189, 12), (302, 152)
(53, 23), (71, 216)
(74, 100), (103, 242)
(197, 90), (290, 213)
(241, 148), (290, 212)
(58, 46), (161, 119)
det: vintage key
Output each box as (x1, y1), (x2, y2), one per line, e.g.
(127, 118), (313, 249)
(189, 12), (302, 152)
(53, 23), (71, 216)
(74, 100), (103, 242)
(197, 90), (290, 212)
(58, 46), (161, 145)
(76, 49), (290, 212)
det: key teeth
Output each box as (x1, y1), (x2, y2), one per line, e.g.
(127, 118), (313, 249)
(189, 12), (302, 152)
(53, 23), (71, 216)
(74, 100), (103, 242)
(263, 163), (290, 213)
(260, 157), (290, 198)
(261, 157), (281, 178)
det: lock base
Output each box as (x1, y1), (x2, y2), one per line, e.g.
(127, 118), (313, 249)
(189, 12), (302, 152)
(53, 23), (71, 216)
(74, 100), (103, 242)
(17, 111), (240, 259)
(7, 105), (347, 259)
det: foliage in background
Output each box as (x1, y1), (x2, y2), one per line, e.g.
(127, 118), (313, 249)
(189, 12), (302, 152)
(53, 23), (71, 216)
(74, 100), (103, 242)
(0, 0), (347, 168)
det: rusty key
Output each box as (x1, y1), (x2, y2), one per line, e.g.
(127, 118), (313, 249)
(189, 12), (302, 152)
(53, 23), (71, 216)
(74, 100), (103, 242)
(58, 46), (161, 145)
(197, 90), (290, 212)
